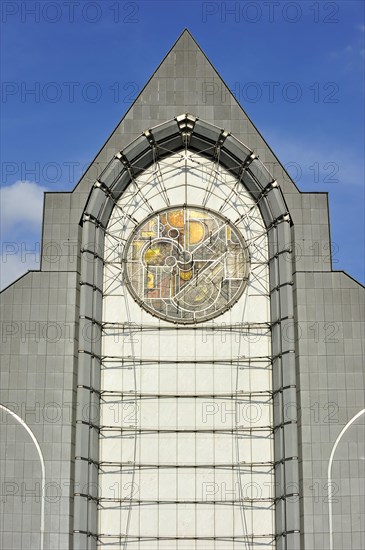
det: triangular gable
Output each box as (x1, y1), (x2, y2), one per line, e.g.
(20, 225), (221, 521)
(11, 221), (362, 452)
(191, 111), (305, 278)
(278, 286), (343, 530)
(73, 29), (298, 200)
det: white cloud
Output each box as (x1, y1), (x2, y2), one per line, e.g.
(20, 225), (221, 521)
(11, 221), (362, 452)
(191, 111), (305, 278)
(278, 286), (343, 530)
(0, 180), (47, 235)
(0, 181), (46, 290)
(330, 29), (365, 67)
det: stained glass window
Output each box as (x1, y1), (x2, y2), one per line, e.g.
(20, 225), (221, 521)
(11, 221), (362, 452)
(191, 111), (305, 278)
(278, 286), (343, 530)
(123, 206), (250, 323)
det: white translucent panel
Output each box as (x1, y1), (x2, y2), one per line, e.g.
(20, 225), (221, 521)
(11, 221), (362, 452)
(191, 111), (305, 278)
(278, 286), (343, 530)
(99, 152), (274, 548)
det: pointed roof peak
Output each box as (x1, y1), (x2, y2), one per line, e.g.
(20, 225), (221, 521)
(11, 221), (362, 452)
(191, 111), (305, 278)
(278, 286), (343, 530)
(71, 26), (299, 200)
(181, 28), (199, 41)
(178, 28), (196, 39)
(169, 28), (203, 52)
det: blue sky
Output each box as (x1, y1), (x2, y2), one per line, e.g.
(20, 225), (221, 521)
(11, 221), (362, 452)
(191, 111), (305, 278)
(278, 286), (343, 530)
(1, 0), (364, 288)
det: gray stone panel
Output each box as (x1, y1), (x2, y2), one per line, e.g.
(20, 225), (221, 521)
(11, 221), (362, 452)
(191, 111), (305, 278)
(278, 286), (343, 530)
(0, 271), (79, 548)
(294, 271), (365, 549)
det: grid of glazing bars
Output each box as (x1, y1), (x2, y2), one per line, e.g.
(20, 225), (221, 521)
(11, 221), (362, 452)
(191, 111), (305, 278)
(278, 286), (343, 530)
(95, 149), (276, 549)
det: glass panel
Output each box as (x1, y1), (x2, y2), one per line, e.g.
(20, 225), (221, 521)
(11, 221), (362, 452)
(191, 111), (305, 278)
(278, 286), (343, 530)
(124, 206), (250, 323)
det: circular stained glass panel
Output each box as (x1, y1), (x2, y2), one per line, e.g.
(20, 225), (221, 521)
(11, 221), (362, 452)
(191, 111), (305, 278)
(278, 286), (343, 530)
(123, 206), (250, 323)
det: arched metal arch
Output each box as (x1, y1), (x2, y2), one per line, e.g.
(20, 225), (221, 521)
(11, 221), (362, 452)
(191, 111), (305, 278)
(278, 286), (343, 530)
(73, 114), (300, 550)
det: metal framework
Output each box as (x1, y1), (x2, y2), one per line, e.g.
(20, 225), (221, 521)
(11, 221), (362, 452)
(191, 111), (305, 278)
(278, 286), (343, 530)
(73, 115), (300, 550)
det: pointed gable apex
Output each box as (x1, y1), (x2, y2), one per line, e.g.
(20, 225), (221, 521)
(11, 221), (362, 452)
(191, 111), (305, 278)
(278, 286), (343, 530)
(73, 29), (298, 200)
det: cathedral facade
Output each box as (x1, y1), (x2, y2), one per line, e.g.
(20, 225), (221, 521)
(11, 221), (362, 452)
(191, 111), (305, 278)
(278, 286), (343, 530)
(1, 30), (364, 550)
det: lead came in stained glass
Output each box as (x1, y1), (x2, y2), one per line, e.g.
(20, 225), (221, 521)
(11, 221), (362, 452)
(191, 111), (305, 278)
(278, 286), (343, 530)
(123, 206), (250, 323)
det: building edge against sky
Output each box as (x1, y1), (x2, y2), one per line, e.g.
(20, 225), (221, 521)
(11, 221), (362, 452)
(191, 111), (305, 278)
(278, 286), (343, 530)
(0, 29), (364, 550)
